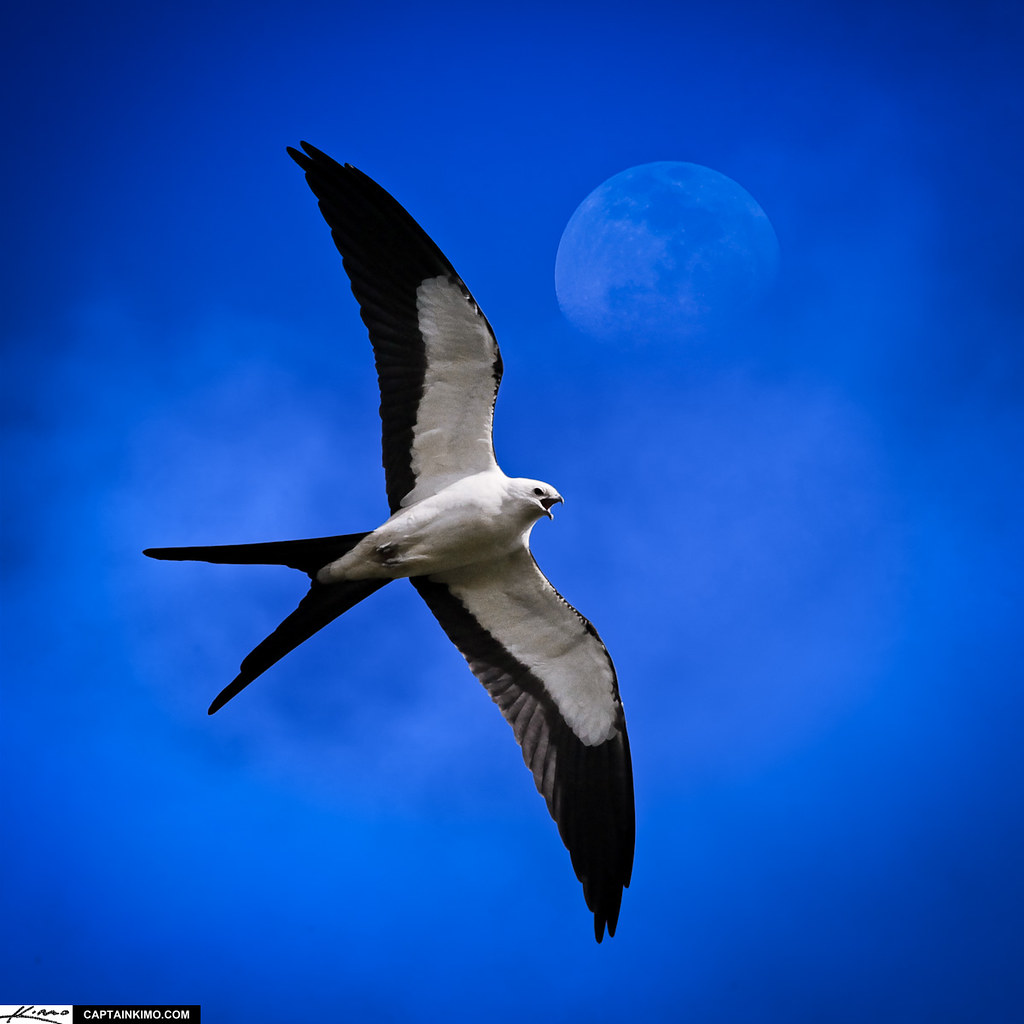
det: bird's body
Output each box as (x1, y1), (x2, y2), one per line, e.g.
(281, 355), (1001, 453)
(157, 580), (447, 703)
(145, 144), (634, 940)
(318, 471), (560, 582)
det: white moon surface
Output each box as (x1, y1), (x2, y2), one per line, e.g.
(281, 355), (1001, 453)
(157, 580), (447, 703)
(555, 162), (779, 342)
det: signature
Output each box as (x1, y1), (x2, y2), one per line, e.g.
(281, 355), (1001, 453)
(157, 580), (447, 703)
(0, 1010), (70, 1022)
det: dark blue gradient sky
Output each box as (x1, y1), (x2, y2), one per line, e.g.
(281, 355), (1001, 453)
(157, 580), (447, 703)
(3, 1), (1023, 1020)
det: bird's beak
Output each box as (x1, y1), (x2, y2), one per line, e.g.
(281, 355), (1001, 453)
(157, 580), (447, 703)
(540, 495), (564, 519)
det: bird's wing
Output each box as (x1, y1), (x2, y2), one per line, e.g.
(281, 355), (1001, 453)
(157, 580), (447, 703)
(288, 142), (502, 513)
(410, 549), (635, 941)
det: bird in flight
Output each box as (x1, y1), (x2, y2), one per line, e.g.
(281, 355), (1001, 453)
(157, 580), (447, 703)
(145, 142), (635, 940)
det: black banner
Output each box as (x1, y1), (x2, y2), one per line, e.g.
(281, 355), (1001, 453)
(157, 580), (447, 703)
(0, 1012), (200, 1024)
(74, 1010), (200, 1023)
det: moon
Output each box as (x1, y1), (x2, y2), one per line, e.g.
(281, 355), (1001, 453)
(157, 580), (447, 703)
(555, 162), (779, 342)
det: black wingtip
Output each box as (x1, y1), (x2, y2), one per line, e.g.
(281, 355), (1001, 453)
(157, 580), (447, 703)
(287, 144), (315, 174)
(594, 910), (618, 944)
(586, 870), (626, 942)
(289, 142), (364, 181)
(288, 140), (332, 167)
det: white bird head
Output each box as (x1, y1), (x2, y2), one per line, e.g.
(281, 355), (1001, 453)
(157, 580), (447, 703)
(511, 478), (564, 520)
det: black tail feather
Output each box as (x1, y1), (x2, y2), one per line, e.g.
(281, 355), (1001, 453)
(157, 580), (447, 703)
(143, 532), (371, 578)
(207, 578), (390, 714)
(144, 530), (389, 711)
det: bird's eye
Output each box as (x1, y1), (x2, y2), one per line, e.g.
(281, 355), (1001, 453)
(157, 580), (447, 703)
(533, 487), (544, 496)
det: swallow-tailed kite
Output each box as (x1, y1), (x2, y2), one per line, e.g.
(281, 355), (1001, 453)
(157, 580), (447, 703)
(145, 143), (635, 940)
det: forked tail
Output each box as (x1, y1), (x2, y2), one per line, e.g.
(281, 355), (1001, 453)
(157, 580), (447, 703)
(144, 532), (389, 712)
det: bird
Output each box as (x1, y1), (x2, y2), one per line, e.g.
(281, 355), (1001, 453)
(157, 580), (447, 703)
(144, 142), (635, 941)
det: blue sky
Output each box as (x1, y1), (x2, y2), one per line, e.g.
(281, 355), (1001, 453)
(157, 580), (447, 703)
(2, 1), (1023, 1020)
